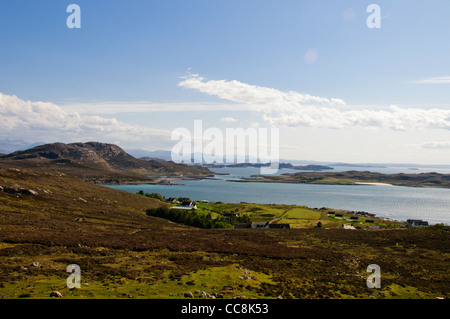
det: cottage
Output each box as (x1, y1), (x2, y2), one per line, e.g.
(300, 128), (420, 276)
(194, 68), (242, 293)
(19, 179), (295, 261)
(350, 216), (359, 220)
(335, 213), (344, 217)
(365, 219), (375, 223)
(406, 219), (429, 228)
(170, 201), (197, 211)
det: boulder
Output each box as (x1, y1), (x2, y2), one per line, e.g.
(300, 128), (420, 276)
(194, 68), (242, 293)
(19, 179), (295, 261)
(26, 189), (38, 196)
(50, 291), (63, 298)
(184, 292), (194, 298)
(201, 291), (211, 298)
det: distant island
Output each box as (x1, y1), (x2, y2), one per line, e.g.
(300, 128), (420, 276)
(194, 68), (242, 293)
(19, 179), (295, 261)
(203, 162), (334, 171)
(234, 170), (450, 189)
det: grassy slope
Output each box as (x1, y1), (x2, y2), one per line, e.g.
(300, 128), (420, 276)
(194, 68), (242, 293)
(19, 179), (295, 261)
(0, 168), (449, 299)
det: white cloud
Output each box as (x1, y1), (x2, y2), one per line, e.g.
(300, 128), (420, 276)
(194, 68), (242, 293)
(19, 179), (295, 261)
(178, 74), (450, 131)
(413, 76), (450, 84)
(0, 93), (171, 149)
(420, 142), (450, 149)
(220, 117), (238, 123)
(60, 101), (245, 115)
(178, 74), (346, 114)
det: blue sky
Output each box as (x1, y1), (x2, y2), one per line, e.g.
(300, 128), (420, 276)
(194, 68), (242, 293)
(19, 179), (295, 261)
(1, 1), (450, 164)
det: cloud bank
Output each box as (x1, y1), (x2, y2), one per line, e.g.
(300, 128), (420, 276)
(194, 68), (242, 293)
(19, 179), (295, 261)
(414, 76), (450, 84)
(0, 93), (170, 149)
(179, 74), (450, 131)
(421, 142), (450, 149)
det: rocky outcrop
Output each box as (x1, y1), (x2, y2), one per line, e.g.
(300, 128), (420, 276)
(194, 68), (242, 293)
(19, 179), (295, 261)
(1, 183), (38, 196)
(50, 291), (63, 298)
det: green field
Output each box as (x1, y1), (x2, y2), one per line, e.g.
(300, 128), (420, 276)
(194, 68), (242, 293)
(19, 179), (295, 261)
(193, 201), (403, 229)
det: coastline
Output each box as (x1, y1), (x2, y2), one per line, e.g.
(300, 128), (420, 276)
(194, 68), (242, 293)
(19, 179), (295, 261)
(354, 182), (393, 186)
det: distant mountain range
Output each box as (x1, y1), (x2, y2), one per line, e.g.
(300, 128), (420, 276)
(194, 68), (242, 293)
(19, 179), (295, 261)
(0, 142), (212, 184)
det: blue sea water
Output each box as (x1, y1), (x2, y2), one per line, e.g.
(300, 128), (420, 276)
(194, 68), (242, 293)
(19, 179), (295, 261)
(106, 166), (450, 225)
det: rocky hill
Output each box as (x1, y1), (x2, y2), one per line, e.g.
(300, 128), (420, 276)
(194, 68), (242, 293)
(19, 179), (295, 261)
(0, 142), (212, 184)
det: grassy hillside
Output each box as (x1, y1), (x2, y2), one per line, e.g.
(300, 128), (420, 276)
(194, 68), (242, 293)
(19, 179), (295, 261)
(0, 168), (449, 299)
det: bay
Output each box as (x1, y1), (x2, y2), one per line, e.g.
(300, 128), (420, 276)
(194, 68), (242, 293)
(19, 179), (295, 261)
(106, 166), (450, 225)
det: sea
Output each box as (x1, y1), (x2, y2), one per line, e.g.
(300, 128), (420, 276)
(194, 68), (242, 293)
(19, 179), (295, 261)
(106, 164), (450, 225)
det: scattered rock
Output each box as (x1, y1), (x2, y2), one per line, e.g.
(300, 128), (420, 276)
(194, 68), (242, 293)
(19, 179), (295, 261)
(30, 262), (41, 268)
(184, 292), (194, 298)
(212, 293), (224, 299)
(201, 291), (211, 298)
(25, 189), (38, 196)
(0, 186), (3, 192)
(50, 291), (63, 298)
(2, 184), (38, 196)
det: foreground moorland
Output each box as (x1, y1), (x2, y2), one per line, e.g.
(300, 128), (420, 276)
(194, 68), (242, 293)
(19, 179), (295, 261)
(0, 168), (449, 299)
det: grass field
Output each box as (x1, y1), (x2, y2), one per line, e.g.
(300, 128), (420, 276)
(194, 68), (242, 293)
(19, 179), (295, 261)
(194, 201), (403, 229)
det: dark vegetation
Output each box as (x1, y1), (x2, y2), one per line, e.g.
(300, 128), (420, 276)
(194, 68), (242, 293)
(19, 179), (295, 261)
(146, 206), (230, 229)
(0, 167), (449, 299)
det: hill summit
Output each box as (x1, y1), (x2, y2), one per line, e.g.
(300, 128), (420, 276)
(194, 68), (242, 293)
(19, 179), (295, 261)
(0, 142), (212, 183)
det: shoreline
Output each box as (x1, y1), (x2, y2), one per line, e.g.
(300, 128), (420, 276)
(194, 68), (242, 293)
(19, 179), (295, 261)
(354, 182), (393, 186)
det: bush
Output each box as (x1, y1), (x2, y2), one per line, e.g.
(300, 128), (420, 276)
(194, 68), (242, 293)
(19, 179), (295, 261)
(146, 207), (231, 229)
(136, 191), (165, 201)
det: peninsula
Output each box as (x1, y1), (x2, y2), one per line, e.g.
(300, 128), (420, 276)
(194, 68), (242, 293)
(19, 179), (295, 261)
(235, 170), (450, 189)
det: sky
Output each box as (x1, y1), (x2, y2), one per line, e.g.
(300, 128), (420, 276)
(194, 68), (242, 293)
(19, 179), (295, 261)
(1, 0), (450, 164)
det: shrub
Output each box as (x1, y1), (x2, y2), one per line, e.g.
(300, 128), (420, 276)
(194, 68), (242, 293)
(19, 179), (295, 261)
(146, 207), (231, 229)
